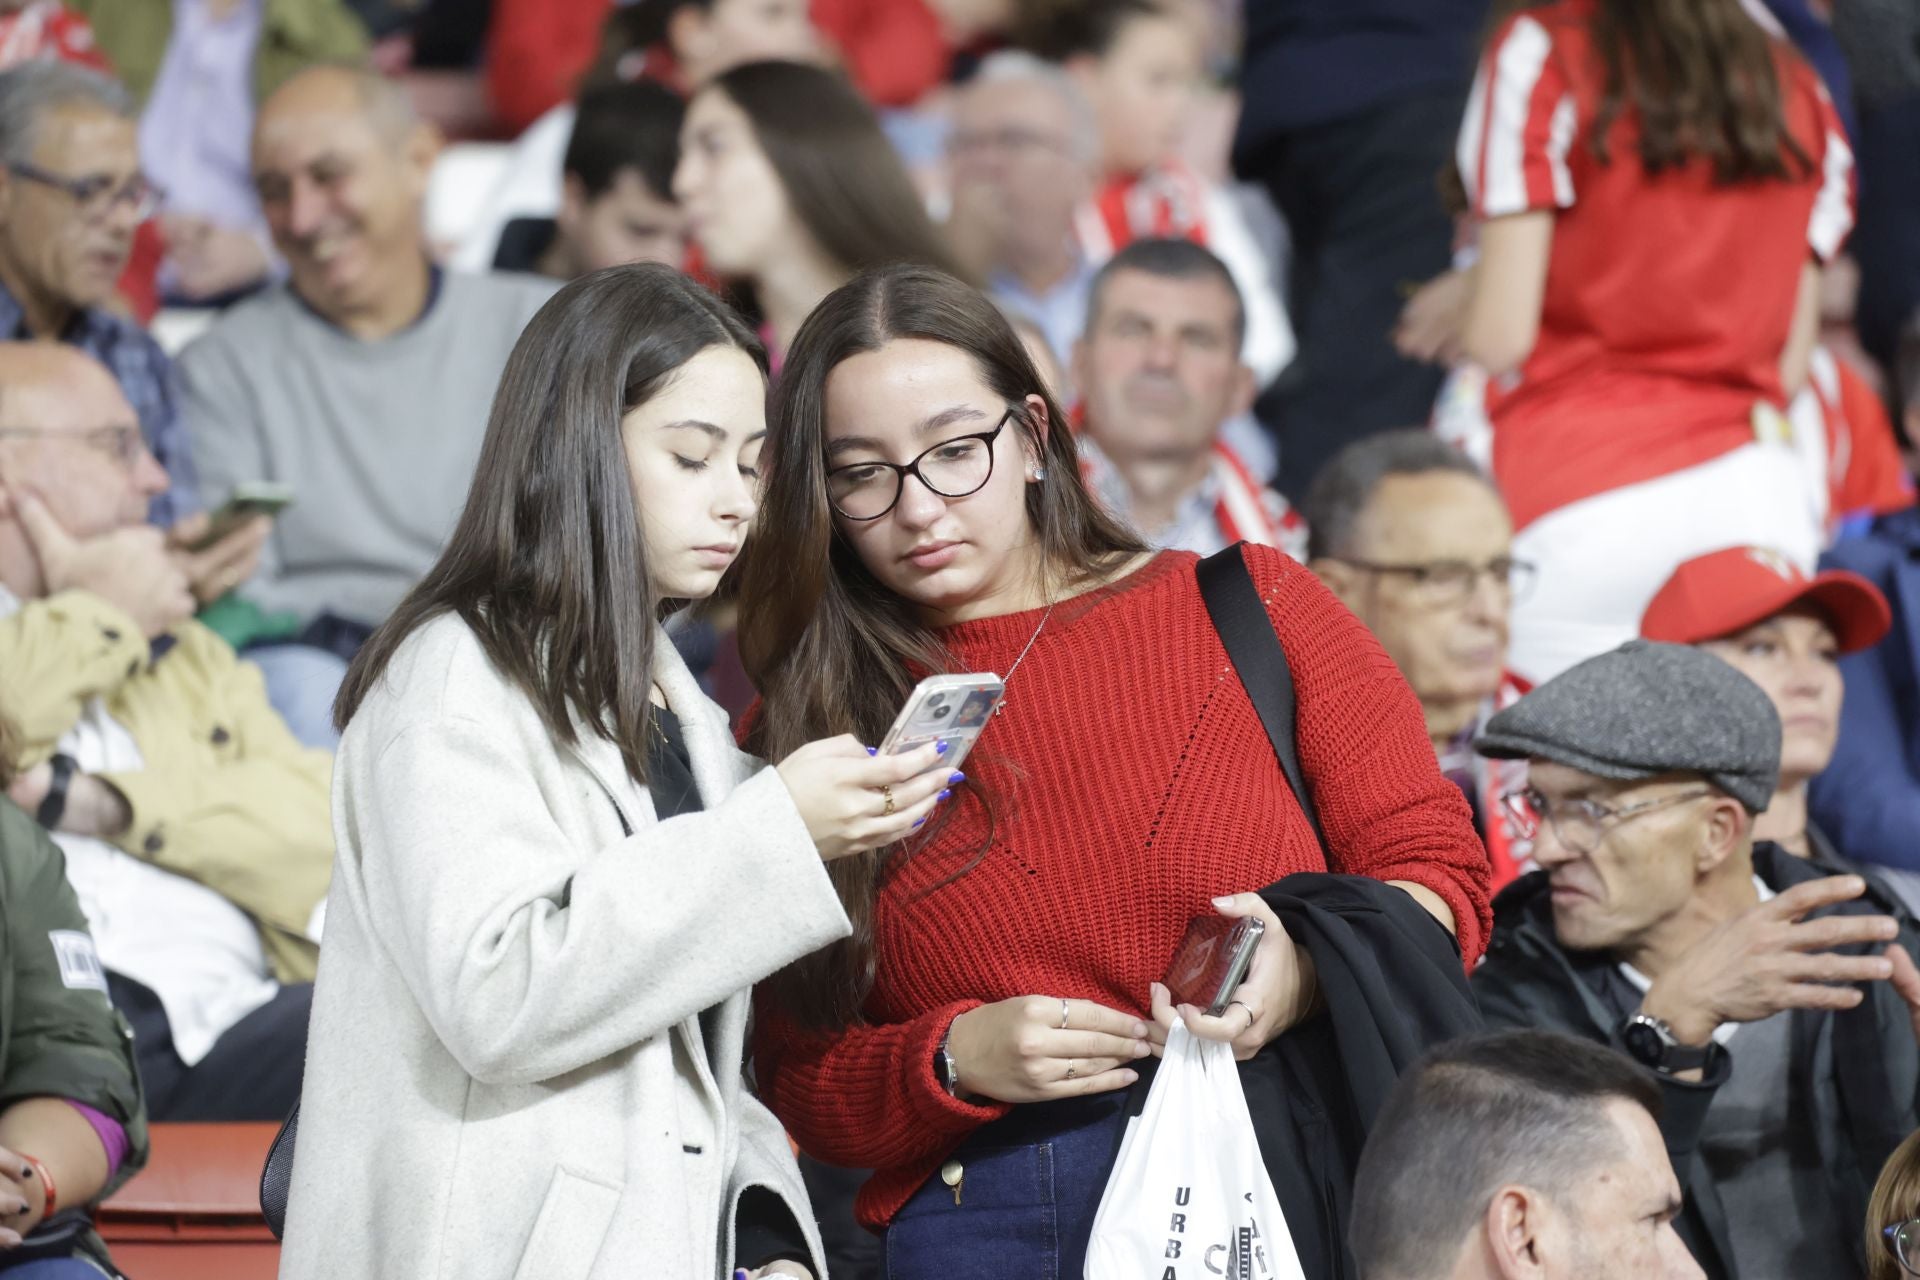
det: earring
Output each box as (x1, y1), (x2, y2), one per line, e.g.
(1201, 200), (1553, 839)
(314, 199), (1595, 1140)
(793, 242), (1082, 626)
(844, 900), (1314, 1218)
(1029, 465), (1048, 481)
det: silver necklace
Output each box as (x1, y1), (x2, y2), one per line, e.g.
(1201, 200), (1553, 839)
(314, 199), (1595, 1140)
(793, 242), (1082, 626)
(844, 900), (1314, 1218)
(995, 601), (1055, 716)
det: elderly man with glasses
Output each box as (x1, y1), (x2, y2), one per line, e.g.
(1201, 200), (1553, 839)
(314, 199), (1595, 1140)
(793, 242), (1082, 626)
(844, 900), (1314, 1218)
(1306, 430), (1535, 888)
(0, 339), (331, 1125)
(0, 59), (266, 608)
(1472, 639), (1920, 1280)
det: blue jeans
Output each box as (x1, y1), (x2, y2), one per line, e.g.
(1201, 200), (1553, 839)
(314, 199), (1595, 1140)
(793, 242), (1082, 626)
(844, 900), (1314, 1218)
(247, 643), (350, 749)
(883, 1092), (1129, 1280)
(0, 1258), (110, 1277)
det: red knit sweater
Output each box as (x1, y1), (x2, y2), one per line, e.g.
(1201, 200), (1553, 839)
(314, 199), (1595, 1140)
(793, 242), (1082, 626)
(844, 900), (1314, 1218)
(753, 548), (1491, 1229)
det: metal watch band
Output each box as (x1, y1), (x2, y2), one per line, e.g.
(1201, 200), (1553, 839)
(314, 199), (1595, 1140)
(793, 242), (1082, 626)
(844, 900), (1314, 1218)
(935, 1028), (959, 1098)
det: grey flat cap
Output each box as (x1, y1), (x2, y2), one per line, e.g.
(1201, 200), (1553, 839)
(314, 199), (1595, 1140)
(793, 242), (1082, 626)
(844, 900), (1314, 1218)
(1476, 640), (1781, 812)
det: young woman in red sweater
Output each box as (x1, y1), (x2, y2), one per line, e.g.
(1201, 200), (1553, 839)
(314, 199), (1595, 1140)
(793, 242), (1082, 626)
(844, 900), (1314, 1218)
(737, 264), (1491, 1275)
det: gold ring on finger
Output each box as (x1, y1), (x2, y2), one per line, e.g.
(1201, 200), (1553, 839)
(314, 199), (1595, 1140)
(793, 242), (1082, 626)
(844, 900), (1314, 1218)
(881, 785), (895, 817)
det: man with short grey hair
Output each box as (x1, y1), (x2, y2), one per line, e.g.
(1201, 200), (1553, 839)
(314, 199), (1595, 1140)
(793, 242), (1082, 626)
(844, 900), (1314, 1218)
(1352, 1030), (1700, 1280)
(1473, 640), (1920, 1279)
(945, 52), (1100, 366)
(1306, 431), (1533, 887)
(181, 65), (555, 745)
(0, 66), (175, 520)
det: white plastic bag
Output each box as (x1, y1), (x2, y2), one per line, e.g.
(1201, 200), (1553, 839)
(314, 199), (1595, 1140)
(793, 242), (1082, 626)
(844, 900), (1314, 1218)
(1085, 1023), (1307, 1280)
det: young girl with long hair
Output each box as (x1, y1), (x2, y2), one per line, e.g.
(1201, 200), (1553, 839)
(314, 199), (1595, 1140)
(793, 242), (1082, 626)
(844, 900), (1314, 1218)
(279, 264), (951, 1280)
(674, 60), (966, 361)
(1457, 0), (1854, 681)
(738, 264), (1490, 1275)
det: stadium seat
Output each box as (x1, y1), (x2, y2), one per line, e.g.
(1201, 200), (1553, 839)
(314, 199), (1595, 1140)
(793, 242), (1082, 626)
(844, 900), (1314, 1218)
(95, 1123), (280, 1280)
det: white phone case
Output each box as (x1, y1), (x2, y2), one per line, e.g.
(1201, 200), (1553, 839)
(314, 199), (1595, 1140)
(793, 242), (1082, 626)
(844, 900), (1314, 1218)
(878, 673), (1006, 775)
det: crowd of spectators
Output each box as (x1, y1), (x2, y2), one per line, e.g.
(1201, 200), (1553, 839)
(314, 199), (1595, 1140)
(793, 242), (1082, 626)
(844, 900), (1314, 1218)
(0, 0), (1913, 1276)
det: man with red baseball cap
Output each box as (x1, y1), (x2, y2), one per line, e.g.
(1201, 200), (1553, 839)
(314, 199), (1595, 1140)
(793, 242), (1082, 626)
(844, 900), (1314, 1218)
(1642, 546), (1894, 878)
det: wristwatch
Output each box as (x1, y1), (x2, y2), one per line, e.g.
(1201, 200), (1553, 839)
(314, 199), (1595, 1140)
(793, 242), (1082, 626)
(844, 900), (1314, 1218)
(934, 1027), (960, 1098)
(34, 753), (77, 831)
(1621, 1013), (1714, 1073)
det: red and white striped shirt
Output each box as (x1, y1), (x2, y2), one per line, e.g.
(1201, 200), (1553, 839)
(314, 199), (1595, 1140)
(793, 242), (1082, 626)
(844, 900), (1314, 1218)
(1458, 0), (1854, 531)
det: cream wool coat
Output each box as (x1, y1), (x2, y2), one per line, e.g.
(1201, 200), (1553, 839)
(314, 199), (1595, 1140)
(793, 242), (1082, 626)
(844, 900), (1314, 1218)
(280, 614), (852, 1280)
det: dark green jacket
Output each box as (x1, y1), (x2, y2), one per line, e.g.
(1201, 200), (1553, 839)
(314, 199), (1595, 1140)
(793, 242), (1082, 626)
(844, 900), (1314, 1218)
(69, 0), (368, 108)
(1473, 843), (1919, 1280)
(0, 799), (149, 1269)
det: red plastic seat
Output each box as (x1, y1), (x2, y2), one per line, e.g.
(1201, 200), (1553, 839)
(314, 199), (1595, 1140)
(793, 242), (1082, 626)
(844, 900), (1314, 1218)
(95, 1123), (280, 1280)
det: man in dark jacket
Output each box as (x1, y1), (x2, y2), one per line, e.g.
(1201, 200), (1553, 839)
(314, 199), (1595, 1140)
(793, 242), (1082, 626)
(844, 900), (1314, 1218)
(1234, 0), (1489, 501)
(1471, 641), (1920, 1280)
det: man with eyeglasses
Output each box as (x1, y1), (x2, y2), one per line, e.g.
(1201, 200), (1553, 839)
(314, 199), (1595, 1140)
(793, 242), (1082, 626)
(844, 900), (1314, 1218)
(945, 52), (1100, 370)
(1472, 639), (1920, 1280)
(1072, 238), (1305, 560)
(0, 61), (268, 609)
(0, 340), (330, 1125)
(1306, 430), (1534, 888)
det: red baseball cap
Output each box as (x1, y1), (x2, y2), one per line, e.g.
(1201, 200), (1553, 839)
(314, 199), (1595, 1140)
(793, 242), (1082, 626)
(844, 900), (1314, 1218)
(1640, 546), (1892, 655)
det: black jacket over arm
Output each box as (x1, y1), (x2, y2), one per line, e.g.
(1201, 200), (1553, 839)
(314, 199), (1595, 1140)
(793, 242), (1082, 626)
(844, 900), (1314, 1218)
(1207, 873), (1485, 1280)
(1472, 844), (1920, 1279)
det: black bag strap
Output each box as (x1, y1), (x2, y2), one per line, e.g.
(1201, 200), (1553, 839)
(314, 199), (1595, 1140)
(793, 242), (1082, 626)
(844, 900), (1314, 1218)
(1197, 543), (1329, 855)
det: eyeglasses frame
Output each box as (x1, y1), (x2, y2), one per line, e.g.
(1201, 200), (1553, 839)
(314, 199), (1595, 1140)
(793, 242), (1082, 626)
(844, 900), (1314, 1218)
(1884, 1220), (1920, 1275)
(824, 407), (1016, 522)
(1500, 785), (1715, 857)
(7, 161), (164, 223)
(0, 425), (148, 466)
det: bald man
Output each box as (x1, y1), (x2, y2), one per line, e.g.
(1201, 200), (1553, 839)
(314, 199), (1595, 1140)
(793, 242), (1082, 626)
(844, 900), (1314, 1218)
(180, 66), (557, 745)
(0, 341), (332, 1121)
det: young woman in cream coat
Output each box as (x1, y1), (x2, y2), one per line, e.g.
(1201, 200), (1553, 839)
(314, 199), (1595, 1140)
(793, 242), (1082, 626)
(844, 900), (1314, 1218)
(278, 264), (953, 1280)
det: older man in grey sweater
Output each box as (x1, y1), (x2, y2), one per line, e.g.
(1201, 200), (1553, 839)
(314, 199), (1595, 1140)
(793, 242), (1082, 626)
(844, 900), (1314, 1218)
(183, 66), (556, 744)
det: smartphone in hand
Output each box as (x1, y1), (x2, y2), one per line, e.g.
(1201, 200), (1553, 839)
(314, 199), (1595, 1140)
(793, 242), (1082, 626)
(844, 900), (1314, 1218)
(1164, 914), (1265, 1016)
(187, 481), (294, 553)
(878, 673), (1005, 776)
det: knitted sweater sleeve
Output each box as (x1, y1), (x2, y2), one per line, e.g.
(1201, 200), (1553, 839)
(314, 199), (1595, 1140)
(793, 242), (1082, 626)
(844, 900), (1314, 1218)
(752, 993), (1010, 1170)
(1246, 547), (1494, 964)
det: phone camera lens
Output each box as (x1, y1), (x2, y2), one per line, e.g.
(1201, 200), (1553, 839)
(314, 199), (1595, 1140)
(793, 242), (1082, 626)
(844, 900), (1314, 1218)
(932, 705), (952, 719)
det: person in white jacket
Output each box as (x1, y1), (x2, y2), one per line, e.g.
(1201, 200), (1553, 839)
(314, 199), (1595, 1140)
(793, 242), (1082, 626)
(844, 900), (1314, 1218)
(278, 262), (954, 1280)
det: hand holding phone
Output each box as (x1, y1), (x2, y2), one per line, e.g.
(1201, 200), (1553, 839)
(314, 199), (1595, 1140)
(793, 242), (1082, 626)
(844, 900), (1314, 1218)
(877, 673), (1005, 776)
(1150, 893), (1318, 1062)
(185, 482), (294, 553)
(1164, 914), (1265, 1017)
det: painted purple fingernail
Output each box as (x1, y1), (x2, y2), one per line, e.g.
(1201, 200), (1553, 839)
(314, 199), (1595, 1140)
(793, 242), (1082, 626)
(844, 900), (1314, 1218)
(938, 789), (952, 801)
(936, 740), (950, 754)
(913, 817), (926, 828)
(865, 746), (877, 756)
(948, 771), (965, 784)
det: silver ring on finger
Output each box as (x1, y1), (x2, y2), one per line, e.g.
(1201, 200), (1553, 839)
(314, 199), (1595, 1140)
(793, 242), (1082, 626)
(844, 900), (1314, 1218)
(1059, 998), (1071, 1030)
(881, 785), (895, 817)
(1064, 1059), (1077, 1080)
(1227, 1000), (1256, 1035)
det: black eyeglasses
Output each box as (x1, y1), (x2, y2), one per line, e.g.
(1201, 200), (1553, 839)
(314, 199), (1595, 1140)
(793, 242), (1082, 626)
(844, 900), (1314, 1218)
(1327, 554), (1537, 605)
(1885, 1220), (1920, 1275)
(825, 409), (1013, 521)
(8, 162), (163, 223)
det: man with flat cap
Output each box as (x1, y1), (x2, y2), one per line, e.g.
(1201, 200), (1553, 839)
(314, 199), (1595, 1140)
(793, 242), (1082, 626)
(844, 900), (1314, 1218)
(1472, 640), (1920, 1280)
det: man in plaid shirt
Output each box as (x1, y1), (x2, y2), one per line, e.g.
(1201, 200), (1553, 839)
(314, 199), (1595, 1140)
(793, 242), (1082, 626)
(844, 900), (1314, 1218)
(0, 61), (264, 599)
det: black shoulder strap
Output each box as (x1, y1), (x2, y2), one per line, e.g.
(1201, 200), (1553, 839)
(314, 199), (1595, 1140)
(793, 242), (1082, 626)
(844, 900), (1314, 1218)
(1196, 543), (1329, 855)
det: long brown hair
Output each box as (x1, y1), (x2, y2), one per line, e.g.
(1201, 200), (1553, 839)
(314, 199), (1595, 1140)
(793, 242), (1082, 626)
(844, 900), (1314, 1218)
(335, 263), (766, 783)
(1503, 0), (1813, 182)
(703, 61), (970, 284)
(738, 264), (1143, 1028)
